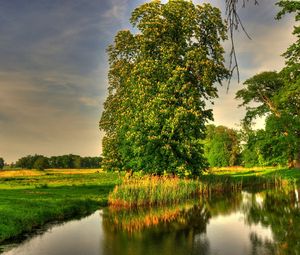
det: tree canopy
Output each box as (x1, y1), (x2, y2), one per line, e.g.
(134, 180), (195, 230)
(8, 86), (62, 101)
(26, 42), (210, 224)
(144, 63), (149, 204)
(204, 125), (240, 167)
(100, 0), (229, 176)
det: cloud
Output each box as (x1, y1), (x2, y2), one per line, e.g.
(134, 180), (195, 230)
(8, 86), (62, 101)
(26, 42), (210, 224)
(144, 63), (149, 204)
(102, 0), (128, 20)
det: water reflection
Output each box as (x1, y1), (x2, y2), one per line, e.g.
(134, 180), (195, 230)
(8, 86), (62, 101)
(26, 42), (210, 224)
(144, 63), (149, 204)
(1, 188), (300, 255)
(245, 189), (300, 255)
(101, 192), (273, 255)
(1, 212), (105, 255)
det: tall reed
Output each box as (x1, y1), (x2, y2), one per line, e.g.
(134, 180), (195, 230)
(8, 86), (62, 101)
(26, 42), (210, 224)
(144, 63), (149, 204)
(108, 175), (245, 207)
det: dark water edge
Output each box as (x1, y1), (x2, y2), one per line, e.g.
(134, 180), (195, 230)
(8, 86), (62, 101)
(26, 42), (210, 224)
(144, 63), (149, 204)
(1, 188), (300, 255)
(0, 208), (98, 253)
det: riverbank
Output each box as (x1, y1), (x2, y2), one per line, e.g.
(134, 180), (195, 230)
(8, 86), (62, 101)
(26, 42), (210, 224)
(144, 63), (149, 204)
(210, 166), (300, 185)
(0, 169), (119, 243)
(108, 167), (296, 207)
(0, 167), (299, 244)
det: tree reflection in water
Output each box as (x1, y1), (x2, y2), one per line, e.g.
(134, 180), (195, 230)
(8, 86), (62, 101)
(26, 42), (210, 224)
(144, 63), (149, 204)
(102, 202), (211, 255)
(101, 188), (300, 255)
(246, 188), (300, 255)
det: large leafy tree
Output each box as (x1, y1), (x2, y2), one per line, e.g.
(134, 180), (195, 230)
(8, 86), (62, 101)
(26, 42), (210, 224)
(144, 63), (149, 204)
(100, 0), (229, 176)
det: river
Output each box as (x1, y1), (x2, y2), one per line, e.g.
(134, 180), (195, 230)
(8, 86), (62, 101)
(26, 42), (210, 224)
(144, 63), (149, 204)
(1, 188), (299, 255)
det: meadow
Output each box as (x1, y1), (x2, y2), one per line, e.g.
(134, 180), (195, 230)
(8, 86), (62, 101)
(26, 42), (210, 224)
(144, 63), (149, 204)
(0, 166), (299, 244)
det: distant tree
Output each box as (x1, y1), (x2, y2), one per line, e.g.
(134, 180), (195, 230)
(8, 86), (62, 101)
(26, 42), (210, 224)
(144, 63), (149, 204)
(204, 125), (241, 167)
(80, 157), (102, 168)
(15, 155), (41, 169)
(15, 154), (101, 169)
(33, 156), (49, 171)
(48, 156), (58, 168)
(241, 125), (289, 167)
(100, 0), (229, 176)
(70, 155), (80, 169)
(0, 157), (4, 170)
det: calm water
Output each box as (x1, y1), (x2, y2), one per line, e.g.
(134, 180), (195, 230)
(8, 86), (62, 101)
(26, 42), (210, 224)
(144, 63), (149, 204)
(1, 189), (300, 255)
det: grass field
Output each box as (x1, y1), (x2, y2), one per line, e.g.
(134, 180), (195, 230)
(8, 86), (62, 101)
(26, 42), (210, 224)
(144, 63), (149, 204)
(0, 169), (119, 243)
(0, 166), (299, 244)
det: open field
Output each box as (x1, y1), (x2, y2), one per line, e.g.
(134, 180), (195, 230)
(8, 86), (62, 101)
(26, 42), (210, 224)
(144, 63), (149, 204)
(0, 167), (299, 244)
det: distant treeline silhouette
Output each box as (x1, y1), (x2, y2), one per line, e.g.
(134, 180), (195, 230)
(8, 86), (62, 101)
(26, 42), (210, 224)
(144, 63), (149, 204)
(14, 154), (102, 170)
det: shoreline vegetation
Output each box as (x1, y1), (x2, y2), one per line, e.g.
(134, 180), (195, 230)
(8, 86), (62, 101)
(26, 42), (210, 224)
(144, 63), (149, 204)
(0, 167), (299, 244)
(108, 171), (291, 208)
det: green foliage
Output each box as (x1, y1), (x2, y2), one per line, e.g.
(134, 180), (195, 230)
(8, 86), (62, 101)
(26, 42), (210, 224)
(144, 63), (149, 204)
(15, 154), (102, 169)
(204, 125), (241, 167)
(236, 71), (299, 167)
(33, 156), (49, 171)
(100, 0), (229, 176)
(241, 126), (289, 167)
(0, 158), (4, 170)
(276, 0), (300, 79)
(235, 71), (284, 123)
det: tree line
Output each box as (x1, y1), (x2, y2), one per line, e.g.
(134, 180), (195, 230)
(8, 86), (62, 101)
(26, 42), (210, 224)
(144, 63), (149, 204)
(3, 155), (102, 170)
(203, 122), (296, 168)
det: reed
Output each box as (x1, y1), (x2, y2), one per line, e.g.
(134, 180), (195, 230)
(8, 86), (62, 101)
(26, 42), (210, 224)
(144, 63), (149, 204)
(108, 175), (244, 207)
(108, 173), (289, 207)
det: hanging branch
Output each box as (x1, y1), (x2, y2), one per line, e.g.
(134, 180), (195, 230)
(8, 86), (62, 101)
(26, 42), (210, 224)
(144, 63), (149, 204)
(225, 0), (259, 90)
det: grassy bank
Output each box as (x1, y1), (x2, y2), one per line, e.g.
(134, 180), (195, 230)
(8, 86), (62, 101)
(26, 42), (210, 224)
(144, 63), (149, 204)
(109, 167), (300, 207)
(0, 169), (119, 243)
(108, 175), (244, 207)
(210, 166), (300, 185)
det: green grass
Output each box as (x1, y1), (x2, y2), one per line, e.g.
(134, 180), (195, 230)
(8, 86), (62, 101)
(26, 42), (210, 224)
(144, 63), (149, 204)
(0, 169), (120, 243)
(209, 166), (300, 185)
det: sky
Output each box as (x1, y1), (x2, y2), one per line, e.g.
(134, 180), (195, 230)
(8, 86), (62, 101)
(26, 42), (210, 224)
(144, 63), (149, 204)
(0, 0), (295, 163)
